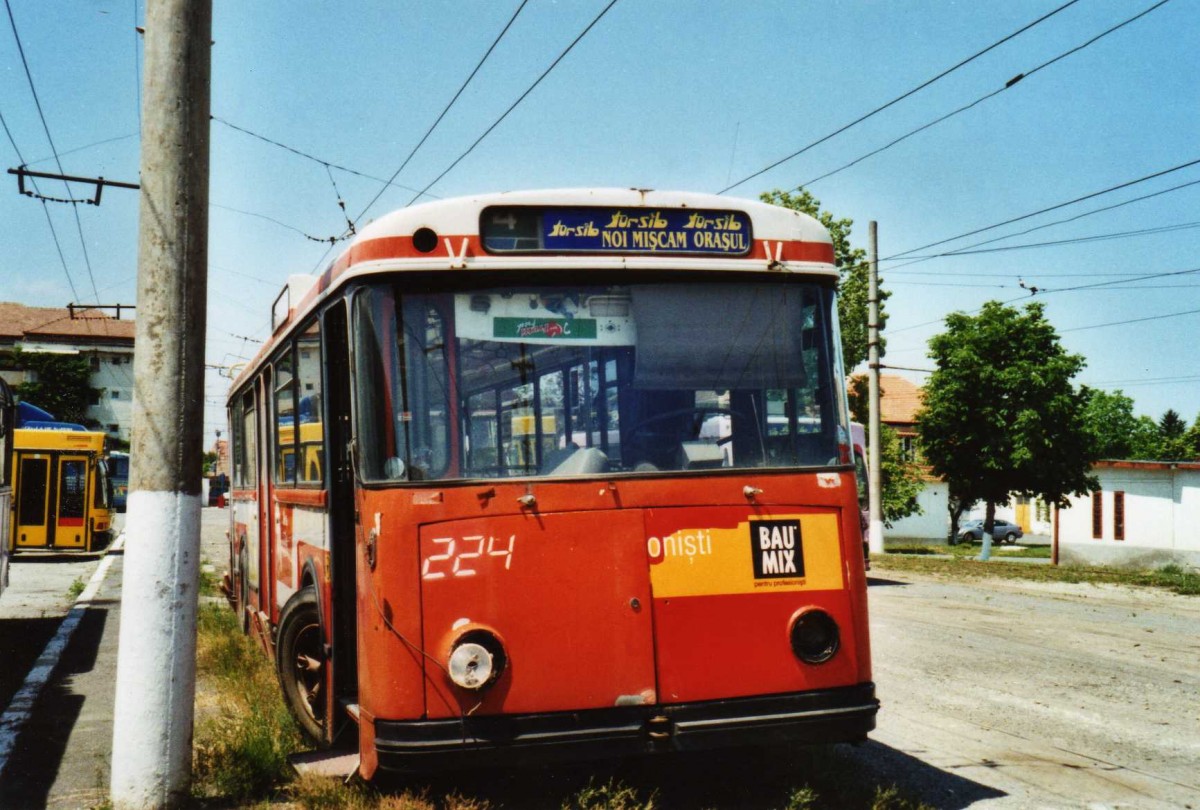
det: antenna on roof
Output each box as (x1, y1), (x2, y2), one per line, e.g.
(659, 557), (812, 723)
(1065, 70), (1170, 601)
(68, 303), (136, 320)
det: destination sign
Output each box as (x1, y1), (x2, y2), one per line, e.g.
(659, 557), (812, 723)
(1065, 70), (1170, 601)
(481, 206), (753, 256)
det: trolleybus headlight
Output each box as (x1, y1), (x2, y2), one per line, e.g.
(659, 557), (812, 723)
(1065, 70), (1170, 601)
(447, 630), (506, 690)
(789, 609), (840, 664)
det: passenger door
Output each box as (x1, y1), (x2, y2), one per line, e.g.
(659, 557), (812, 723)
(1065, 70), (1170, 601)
(14, 455), (51, 548)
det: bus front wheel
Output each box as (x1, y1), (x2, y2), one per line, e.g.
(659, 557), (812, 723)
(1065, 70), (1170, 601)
(276, 587), (328, 745)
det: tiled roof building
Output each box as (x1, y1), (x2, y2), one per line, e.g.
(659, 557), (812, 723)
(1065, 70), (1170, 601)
(0, 302), (136, 441)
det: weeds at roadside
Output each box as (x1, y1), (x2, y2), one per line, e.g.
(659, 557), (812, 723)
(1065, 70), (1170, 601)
(198, 562), (220, 597)
(875, 553), (1199, 596)
(192, 603), (303, 804)
(887, 542), (1051, 560)
(67, 576), (86, 600)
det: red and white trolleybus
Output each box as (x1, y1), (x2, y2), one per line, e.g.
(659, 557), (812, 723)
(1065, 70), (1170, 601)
(225, 188), (878, 778)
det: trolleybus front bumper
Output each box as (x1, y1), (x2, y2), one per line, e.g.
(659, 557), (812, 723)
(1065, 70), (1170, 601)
(374, 682), (877, 772)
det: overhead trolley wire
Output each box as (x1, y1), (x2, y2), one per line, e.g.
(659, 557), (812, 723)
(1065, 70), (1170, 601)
(211, 116), (433, 198)
(349, 0), (532, 227)
(887, 265), (1200, 336)
(0, 102), (80, 300)
(885, 176), (1200, 272)
(5, 0), (100, 302)
(890, 219), (1200, 262)
(882, 157), (1200, 262)
(310, 0), (619, 275)
(395, 0), (621, 209)
(716, 0), (1083, 195)
(797, 0), (1174, 191)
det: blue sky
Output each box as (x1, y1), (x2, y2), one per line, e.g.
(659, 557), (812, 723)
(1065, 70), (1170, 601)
(1, 0), (1197, 441)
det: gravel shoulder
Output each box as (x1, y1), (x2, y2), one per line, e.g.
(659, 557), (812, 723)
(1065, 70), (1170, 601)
(852, 564), (1200, 809)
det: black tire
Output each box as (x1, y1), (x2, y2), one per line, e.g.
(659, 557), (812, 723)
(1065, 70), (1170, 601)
(1004, 532), (1017, 545)
(238, 546), (251, 633)
(276, 587), (328, 745)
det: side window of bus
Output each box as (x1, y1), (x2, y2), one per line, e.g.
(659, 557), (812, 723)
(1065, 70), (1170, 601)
(231, 388), (259, 489)
(94, 460), (109, 509)
(353, 289), (450, 482)
(274, 347), (297, 485)
(295, 320), (323, 485)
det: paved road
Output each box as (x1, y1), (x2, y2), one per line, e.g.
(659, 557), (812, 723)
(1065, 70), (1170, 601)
(0, 508), (227, 809)
(3, 513), (1197, 809)
(847, 566), (1200, 809)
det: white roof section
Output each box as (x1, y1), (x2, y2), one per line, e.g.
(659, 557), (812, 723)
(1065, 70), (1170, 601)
(353, 187), (834, 247)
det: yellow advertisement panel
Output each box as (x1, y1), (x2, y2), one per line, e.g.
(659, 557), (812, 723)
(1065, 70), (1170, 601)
(648, 512), (843, 598)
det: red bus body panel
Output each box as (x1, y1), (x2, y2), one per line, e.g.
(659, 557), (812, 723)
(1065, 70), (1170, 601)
(353, 471), (870, 733)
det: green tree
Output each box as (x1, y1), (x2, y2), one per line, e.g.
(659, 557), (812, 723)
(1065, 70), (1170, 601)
(1080, 387), (1140, 459)
(846, 373), (924, 526)
(916, 301), (1097, 558)
(1127, 415), (1164, 460)
(760, 189), (887, 373)
(878, 423), (923, 527)
(8, 347), (98, 426)
(1157, 409), (1192, 460)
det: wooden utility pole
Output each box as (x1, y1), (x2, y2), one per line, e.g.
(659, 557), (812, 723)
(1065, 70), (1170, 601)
(110, 1), (212, 806)
(867, 222), (884, 556)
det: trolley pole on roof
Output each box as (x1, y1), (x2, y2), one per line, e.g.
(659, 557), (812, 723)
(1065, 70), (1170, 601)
(867, 222), (884, 556)
(110, 0), (212, 807)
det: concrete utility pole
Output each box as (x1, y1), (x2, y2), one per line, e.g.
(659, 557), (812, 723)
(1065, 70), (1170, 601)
(867, 222), (884, 556)
(111, 1), (212, 807)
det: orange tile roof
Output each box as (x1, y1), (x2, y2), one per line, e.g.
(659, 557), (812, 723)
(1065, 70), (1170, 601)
(879, 374), (923, 426)
(0, 302), (135, 343)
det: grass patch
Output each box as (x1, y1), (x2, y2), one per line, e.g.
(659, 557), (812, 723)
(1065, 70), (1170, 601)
(192, 603), (303, 803)
(874, 554), (1200, 596)
(887, 541), (1051, 560)
(198, 562), (220, 597)
(67, 576), (86, 600)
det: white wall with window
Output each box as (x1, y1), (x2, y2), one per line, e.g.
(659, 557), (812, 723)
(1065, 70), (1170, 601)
(86, 348), (135, 441)
(1057, 462), (1200, 569)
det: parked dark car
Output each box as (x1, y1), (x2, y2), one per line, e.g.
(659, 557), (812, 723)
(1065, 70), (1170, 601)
(958, 519), (1023, 544)
(208, 473), (229, 506)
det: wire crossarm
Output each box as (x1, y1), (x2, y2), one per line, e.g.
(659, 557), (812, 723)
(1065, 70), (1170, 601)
(7, 165), (140, 206)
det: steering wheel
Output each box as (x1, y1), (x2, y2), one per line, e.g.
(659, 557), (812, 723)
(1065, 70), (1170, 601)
(626, 406), (746, 448)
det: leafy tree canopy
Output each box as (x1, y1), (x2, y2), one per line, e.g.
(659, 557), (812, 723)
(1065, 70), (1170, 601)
(1080, 387), (1140, 459)
(8, 347), (98, 426)
(760, 189), (888, 374)
(878, 423), (923, 527)
(916, 300), (1097, 512)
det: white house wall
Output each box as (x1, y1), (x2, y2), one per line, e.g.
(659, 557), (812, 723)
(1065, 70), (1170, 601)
(1059, 466), (1200, 569)
(885, 479), (949, 541)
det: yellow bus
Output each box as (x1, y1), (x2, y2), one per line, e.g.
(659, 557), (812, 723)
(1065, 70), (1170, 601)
(0, 381), (13, 593)
(10, 427), (113, 552)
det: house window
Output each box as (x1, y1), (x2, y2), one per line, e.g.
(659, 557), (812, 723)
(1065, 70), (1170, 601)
(1091, 491), (1103, 539)
(108, 423), (119, 433)
(90, 356), (100, 371)
(111, 390), (121, 400)
(1113, 491), (1125, 541)
(89, 391), (101, 405)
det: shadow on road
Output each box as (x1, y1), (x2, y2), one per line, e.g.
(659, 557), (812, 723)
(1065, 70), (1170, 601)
(0, 616), (62, 714)
(838, 739), (1007, 809)
(371, 739), (1005, 809)
(0, 608), (110, 809)
(866, 576), (909, 587)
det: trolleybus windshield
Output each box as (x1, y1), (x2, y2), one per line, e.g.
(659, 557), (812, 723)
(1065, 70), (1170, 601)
(353, 279), (849, 482)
